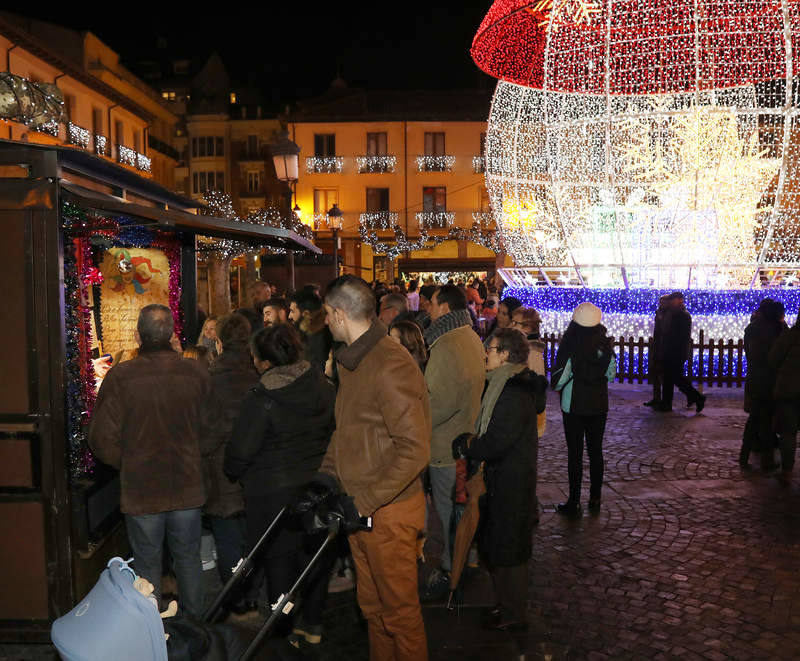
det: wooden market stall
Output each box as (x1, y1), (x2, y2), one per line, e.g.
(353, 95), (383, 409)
(0, 140), (318, 640)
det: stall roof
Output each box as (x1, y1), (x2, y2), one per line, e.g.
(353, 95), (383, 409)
(60, 182), (320, 253)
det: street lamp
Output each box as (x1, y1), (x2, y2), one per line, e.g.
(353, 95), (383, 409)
(270, 127), (301, 289)
(270, 127), (300, 187)
(328, 203), (343, 281)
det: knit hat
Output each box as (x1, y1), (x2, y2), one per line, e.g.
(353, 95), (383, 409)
(572, 302), (602, 327)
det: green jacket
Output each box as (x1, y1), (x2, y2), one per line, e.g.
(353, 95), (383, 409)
(424, 325), (486, 465)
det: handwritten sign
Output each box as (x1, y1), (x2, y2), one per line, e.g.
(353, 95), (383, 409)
(99, 247), (170, 357)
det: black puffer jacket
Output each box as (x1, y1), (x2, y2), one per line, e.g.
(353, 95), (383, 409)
(466, 369), (540, 568)
(224, 362), (335, 555)
(769, 325), (800, 401)
(203, 349), (258, 518)
(744, 317), (782, 402)
(552, 322), (614, 416)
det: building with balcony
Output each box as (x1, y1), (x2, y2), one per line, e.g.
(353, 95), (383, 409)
(0, 13), (180, 191)
(288, 86), (506, 281)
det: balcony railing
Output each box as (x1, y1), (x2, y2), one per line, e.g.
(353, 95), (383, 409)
(360, 211), (399, 229)
(416, 211), (456, 228)
(94, 134), (108, 156)
(416, 155), (455, 172)
(68, 122), (91, 150)
(306, 156), (344, 174)
(117, 144), (151, 172)
(472, 156), (486, 174)
(136, 152), (152, 173)
(356, 155), (397, 174)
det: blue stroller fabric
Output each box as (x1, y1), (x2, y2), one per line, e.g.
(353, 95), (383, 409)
(51, 559), (168, 661)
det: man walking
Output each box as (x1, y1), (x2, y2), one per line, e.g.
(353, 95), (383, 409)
(659, 292), (706, 413)
(422, 284), (485, 596)
(320, 276), (431, 661)
(89, 304), (212, 617)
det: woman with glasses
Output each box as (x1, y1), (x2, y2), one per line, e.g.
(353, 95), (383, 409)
(452, 328), (547, 632)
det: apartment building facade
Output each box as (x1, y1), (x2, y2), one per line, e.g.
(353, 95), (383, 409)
(288, 87), (505, 281)
(0, 13), (179, 191)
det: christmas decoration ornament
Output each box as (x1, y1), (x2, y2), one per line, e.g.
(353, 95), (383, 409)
(473, 0), (800, 291)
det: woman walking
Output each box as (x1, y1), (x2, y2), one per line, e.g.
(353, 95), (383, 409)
(551, 303), (616, 517)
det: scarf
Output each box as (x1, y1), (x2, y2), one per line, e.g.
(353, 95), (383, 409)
(260, 360), (311, 390)
(474, 362), (526, 437)
(423, 308), (473, 347)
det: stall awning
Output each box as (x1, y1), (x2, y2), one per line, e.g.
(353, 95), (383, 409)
(60, 182), (320, 253)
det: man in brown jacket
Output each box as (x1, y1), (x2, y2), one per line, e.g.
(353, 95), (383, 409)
(321, 275), (431, 661)
(89, 304), (212, 617)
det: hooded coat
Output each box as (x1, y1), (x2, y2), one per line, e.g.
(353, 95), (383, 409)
(466, 369), (541, 568)
(224, 362), (335, 555)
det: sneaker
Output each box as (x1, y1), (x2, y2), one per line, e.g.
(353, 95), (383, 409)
(328, 567), (355, 593)
(290, 622), (322, 646)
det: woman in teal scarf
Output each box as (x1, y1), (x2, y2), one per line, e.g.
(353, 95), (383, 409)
(452, 328), (547, 632)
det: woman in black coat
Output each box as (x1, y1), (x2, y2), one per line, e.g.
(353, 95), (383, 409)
(453, 328), (546, 632)
(225, 323), (335, 645)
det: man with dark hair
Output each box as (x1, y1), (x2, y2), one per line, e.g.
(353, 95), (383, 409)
(318, 275), (431, 661)
(290, 288), (332, 373)
(659, 292), (706, 413)
(262, 298), (289, 327)
(421, 285), (485, 598)
(415, 284), (438, 330)
(89, 304), (212, 617)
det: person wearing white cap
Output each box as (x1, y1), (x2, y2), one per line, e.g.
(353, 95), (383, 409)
(550, 302), (616, 517)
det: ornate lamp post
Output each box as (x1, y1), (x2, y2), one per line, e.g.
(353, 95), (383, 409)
(327, 203), (343, 281)
(270, 127), (301, 289)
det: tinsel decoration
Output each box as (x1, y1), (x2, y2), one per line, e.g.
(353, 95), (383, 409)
(359, 223), (504, 259)
(62, 202), (185, 478)
(63, 235), (96, 478)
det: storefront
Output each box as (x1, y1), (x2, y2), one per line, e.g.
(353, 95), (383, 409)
(0, 141), (317, 640)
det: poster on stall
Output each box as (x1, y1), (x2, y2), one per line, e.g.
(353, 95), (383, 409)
(99, 247), (170, 358)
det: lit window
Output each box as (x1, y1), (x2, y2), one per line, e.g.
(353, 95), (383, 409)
(230, 92), (237, 104)
(162, 91), (169, 99)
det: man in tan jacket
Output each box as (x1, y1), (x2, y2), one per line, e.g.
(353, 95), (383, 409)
(422, 284), (486, 592)
(321, 276), (431, 661)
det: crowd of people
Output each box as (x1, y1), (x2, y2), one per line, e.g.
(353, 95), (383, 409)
(94, 272), (771, 659)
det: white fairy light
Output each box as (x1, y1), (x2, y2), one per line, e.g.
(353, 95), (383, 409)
(356, 155), (397, 173)
(416, 211), (456, 228)
(305, 156), (344, 174)
(416, 155), (455, 172)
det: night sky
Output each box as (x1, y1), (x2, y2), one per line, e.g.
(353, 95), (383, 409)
(21, 4), (496, 105)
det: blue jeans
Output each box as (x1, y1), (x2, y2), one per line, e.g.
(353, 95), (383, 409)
(427, 464), (456, 572)
(125, 508), (204, 617)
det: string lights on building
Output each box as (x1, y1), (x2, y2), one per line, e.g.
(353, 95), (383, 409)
(305, 156), (344, 174)
(356, 155), (397, 173)
(68, 123), (91, 149)
(360, 212), (400, 229)
(416, 211), (456, 228)
(416, 155), (456, 172)
(472, 0), (800, 293)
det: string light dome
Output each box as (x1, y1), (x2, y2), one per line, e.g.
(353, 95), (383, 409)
(474, 0), (800, 290)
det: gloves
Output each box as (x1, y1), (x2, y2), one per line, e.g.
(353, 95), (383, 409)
(452, 433), (475, 460)
(303, 493), (371, 534)
(292, 473), (339, 514)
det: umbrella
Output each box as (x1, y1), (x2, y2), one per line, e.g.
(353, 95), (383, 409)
(447, 460), (485, 609)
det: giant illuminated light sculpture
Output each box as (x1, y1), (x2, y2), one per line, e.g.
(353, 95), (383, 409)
(472, 0), (800, 337)
(474, 0), (800, 291)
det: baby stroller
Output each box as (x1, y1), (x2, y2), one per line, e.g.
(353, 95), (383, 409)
(51, 503), (345, 661)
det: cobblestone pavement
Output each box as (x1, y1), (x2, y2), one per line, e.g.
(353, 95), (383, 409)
(5, 383), (800, 660)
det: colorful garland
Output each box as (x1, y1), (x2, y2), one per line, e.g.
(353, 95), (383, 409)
(62, 201), (184, 478)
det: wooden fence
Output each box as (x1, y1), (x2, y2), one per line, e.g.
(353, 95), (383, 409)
(541, 330), (746, 388)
